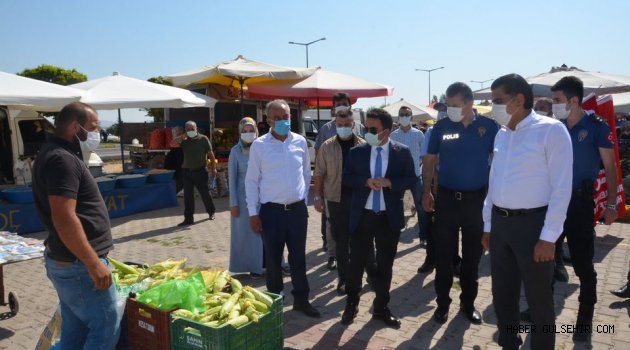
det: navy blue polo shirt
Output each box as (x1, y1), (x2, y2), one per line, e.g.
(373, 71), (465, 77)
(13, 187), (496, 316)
(563, 112), (613, 189)
(427, 116), (499, 191)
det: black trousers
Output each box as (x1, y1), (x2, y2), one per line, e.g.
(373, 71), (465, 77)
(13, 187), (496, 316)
(564, 192), (597, 306)
(259, 201), (310, 303)
(490, 209), (555, 350)
(433, 187), (484, 309)
(183, 168), (215, 221)
(424, 210), (461, 266)
(346, 211), (400, 310)
(327, 199), (376, 285)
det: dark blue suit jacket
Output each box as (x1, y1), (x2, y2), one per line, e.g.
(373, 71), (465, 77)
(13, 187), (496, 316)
(342, 140), (417, 234)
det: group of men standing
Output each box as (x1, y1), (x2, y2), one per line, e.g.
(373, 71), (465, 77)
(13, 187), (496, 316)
(31, 72), (620, 349)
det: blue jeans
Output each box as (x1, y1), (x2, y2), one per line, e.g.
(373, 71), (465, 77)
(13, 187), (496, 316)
(411, 175), (428, 240)
(45, 256), (121, 350)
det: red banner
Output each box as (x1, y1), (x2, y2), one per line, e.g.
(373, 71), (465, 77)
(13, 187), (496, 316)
(582, 93), (626, 221)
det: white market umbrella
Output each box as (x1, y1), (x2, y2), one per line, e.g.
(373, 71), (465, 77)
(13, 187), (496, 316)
(247, 68), (393, 124)
(473, 66), (630, 100)
(612, 92), (630, 114)
(0, 71), (84, 111)
(71, 72), (217, 164)
(166, 55), (318, 117)
(384, 98), (438, 122)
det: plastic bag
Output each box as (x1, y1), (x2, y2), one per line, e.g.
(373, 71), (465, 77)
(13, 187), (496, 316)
(35, 305), (62, 350)
(137, 272), (206, 313)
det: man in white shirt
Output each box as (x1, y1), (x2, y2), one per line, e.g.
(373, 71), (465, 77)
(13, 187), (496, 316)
(483, 74), (573, 350)
(245, 99), (320, 318)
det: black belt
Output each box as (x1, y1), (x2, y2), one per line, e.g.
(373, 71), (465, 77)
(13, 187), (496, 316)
(46, 250), (108, 263)
(438, 186), (487, 201)
(493, 205), (547, 217)
(363, 209), (386, 216)
(263, 200), (304, 211)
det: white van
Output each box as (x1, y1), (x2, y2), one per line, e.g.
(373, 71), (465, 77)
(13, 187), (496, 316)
(0, 107), (103, 187)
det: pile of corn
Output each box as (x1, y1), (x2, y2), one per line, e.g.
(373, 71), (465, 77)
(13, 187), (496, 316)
(109, 258), (274, 329)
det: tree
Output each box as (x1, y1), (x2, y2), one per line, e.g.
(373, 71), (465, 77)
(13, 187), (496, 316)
(17, 64), (87, 85)
(107, 123), (119, 136)
(145, 76), (173, 122)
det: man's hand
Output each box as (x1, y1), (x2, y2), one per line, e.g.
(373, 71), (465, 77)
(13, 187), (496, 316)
(602, 207), (618, 225)
(366, 178), (382, 191)
(533, 240), (555, 262)
(422, 191), (435, 212)
(376, 178), (392, 189)
(87, 260), (112, 290)
(230, 206), (239, 218)
(249, 215), (263, 235)
(481, 233), (490, 253)
(314, 198), (324, 213)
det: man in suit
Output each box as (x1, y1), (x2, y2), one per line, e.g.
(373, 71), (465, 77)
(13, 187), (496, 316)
(341, 108), (417, 328)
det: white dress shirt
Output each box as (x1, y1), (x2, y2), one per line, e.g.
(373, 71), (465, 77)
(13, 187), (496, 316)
(245, 132), (311, 216)
(482, 112), (573, 243)
(365, 140), (390, 211)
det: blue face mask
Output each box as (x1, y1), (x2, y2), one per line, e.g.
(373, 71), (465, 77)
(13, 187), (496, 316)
(273, 119), (291, 136)
(336, 127), (353, 139)
(365, 132), (381, 146)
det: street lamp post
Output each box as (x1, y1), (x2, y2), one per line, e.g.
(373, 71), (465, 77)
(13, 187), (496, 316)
(288, 37), (326, 68)
(471, 79), (493, 89)
(415, 67), (444, 104)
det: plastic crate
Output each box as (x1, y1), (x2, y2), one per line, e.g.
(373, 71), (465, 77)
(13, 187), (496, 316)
(170, 292), (283, 350)
(126, 297), (174, 350)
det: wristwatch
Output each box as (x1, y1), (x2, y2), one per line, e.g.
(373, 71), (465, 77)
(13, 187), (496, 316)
(605, 204), (618, 210)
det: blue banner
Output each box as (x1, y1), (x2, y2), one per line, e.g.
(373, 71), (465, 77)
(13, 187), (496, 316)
(0, 182), (178, 234)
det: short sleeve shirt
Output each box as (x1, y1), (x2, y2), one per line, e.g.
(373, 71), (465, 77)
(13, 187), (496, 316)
(427, 116), (499, 191)
(181, 135), (212, 169)
(32, 136), (112, 261)
(563, 112), (614, 189)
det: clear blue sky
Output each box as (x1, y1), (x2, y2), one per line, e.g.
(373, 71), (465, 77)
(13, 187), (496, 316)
(2, 0), (629, 122)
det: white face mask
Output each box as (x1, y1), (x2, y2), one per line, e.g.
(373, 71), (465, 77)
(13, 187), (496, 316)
(398, 116), (411, 127)
(186, 130), (198, 138)
(79, 126), (101, 152)
(446, 107), (464, 122)
(552, 103), (570, 120)
(492, 104), (512, 126)
(240, 132), (256, 144)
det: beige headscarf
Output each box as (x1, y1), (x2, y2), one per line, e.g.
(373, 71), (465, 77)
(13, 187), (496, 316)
(238, 117), (258, 152)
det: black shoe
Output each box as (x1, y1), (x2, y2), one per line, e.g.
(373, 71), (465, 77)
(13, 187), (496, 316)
(293, 301), (321, 318)
(573, 304), (593, 343)
(417, 260), (435, 274)
(249, 272), (263, 279)
(281, 265), (291, 276)
(327, 257), (337, 270)
(610, 282), (630, 298)
(177, 220), (193, 227)
(433, 307), (449, 324)
(208, 212), (215, 220)
(341, 301), (358, 325)
(453, 260), (461, 278)
(336, 282), (346, 295)
(460, 307), (482, 324)
(554, 264), (569, 282)
(419, 239), (427, 249)
(372, 307), (401, 328)
(520, 308), (531, 323)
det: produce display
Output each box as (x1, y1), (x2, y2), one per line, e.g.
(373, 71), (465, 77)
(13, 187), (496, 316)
(109, 258), (274, 329)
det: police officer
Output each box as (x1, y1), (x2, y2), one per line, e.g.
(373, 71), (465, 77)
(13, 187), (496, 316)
(422, 82), (498, 325)
(550, 76), (618, 342)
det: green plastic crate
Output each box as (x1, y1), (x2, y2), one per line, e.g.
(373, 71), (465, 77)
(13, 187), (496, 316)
(170, 292), (283, 350)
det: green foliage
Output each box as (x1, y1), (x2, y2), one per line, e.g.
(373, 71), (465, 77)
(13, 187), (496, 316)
(145, 76), (173, 122)
(17, 64), (87, 85)
(107, 123), (119, 136)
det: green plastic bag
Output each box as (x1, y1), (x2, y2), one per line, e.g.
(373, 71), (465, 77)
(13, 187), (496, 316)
(137, 272), (206, 313)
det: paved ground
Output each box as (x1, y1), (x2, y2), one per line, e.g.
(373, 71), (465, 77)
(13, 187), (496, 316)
(1, 191), (629, 349)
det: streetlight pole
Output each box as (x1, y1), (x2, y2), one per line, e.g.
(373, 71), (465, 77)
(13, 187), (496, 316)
(471, 79), (493, 89)
(288, 37), (326, 68)
(415, 66), (444, 104)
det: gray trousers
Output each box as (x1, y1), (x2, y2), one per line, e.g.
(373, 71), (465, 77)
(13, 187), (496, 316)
(490, 209), (555, 350)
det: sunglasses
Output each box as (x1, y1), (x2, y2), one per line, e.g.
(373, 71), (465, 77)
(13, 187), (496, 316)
(399, 114), (412, 117)
(367, 127), (382, 134)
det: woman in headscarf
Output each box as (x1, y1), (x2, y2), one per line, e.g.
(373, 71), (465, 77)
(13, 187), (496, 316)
(228, 117), (263, 277)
